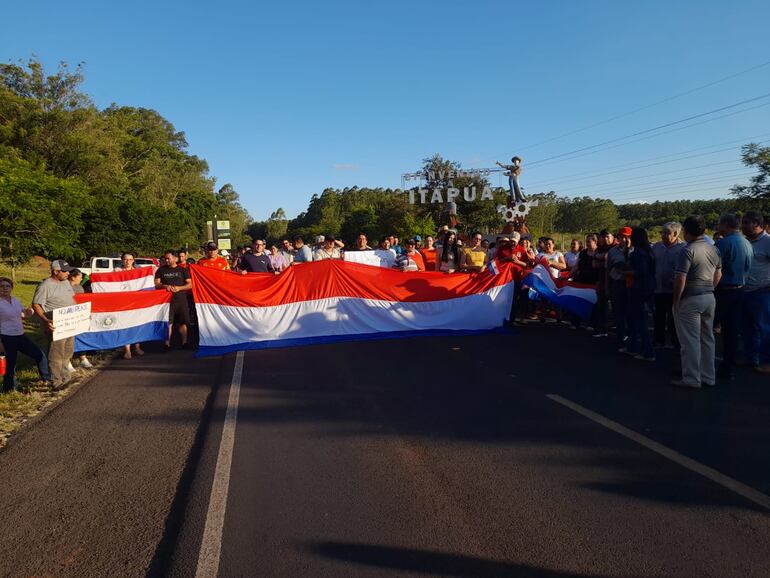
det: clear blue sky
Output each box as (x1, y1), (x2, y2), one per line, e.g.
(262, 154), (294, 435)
(3, 0), (770, 221)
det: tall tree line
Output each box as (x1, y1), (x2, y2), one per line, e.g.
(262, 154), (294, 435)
(0, 58), (252, 269)
(3, 59), (769, 264)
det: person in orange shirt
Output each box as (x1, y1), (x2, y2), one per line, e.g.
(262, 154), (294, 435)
(198, 242), (231, 270)
(396, 239), (426, 271)
(419, 235), (437, 271)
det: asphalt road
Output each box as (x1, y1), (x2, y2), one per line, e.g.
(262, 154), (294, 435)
(0, 344), (227, 578)
(169, 325), (770, 578)
(1, 325), (768, 577)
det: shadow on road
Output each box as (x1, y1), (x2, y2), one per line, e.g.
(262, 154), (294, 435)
(307, 541), (601, 577)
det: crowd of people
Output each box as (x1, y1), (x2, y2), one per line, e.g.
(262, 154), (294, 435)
(505, 211), (770, 389)
(1, 211), (768, 394)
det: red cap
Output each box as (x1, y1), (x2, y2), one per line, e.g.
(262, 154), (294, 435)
(618, 226), (633, 237)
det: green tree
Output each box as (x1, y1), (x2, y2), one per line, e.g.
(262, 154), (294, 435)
(215, 183), (252, 246)
(265, 208), (288, 242)
(527, 191), (561, 237)
(0, 157), (90, 278)
(732, 143), (770, 198)
(556, 197), (619, 234)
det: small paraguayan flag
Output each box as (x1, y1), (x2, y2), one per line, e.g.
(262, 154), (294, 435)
(487, 260), (500, 275)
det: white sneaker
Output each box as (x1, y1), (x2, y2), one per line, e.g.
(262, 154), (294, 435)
(66, 362), (77, 372)
(80, 358), (94, 369)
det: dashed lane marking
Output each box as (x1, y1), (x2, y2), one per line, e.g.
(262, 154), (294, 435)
(546, 393), (770, 511)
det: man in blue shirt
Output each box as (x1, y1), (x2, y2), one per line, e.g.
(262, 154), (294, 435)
(741, 211), (770, 374)
(714, 214), (753, 379)
(292, 237), (313, 264)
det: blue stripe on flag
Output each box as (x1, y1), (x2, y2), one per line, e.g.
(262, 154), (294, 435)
(75, 321), (169, 352)
(522, 266), (596, 320)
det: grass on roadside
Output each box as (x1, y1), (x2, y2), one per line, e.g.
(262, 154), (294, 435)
(0, 259), (113, 448)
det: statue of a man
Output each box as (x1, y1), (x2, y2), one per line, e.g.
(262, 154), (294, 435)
(496, 156), (526, 204)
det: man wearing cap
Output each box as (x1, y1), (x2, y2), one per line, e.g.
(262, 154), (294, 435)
(31, 260), (77, 389)
(395, 240), (425, 271)
(198, 242), (230, 270)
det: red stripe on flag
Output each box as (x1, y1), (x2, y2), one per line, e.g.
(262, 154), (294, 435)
(89, 267), (154, 284)
(75, 290), (172, 312)
(190, 260), (515, 307)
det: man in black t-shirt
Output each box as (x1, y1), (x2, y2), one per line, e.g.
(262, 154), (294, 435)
(155, 250), (193, 351)
(240, 240), (275, 273)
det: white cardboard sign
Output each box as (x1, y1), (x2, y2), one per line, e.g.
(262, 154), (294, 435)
(52, 302), (92, 341)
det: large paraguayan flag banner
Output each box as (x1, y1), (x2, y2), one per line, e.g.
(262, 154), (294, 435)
(89, 267), (156, 293)
(522, 265), (597, 320)
(73, 291), (171, 352)
(191, 259), (515, 357)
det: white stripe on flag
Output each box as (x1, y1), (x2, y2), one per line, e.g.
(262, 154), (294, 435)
(197, 284), (514, 347)
(88, 303), (170, 332)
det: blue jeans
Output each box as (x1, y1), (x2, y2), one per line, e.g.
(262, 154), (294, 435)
(742, 289), (770, 366)
(1, 333), (50, 391)
(627, 291), (654, 358)
(610, 280), (628, 344)
(715, 287), (744, 373)
(508, 175), (525, 203)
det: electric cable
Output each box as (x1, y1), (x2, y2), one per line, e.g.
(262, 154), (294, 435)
(526, 93), (770, 168)
(516, 59), (770, 153)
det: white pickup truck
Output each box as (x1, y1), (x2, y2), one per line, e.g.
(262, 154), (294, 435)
(78, 256), (158, 276)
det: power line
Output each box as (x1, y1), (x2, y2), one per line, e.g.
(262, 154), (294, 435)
(515, 59), (770, 153)
(526, 100), (770, 171)
(576, 168), (753, 197)
(587, 170), (754, 199)
(525, 134), (770, 189)
(612, 184), (741, 203)
(526, 92), (770, 168)
(537, 158), (741, 192)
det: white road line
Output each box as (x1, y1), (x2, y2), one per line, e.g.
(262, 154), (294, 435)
(546, 393), (770, 511)
(195, 350), (245, 578)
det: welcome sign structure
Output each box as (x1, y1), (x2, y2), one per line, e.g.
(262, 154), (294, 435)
(401, 166), (538, 223)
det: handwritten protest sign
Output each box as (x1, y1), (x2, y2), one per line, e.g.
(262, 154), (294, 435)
(52, 302), (92, 341)
(343, 250), (396, 268)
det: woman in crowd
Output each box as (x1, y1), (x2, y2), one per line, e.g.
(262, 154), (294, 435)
(569, 234), (600, 329)
(0, 277), (50, 392)
(573, 234), (599, 284)
(269, 245), (288, 272)
(622, 227), (656, 361)
(67, 269), (94, 370)
(437, 230), (463, 273)
(115, 252), (146, 360)
(537, 238), (567, 279)
(481, 238), (491, 259)
(565, 239), (582, 270)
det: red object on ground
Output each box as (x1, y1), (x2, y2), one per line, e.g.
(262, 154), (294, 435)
(0, 354), (6, 376)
